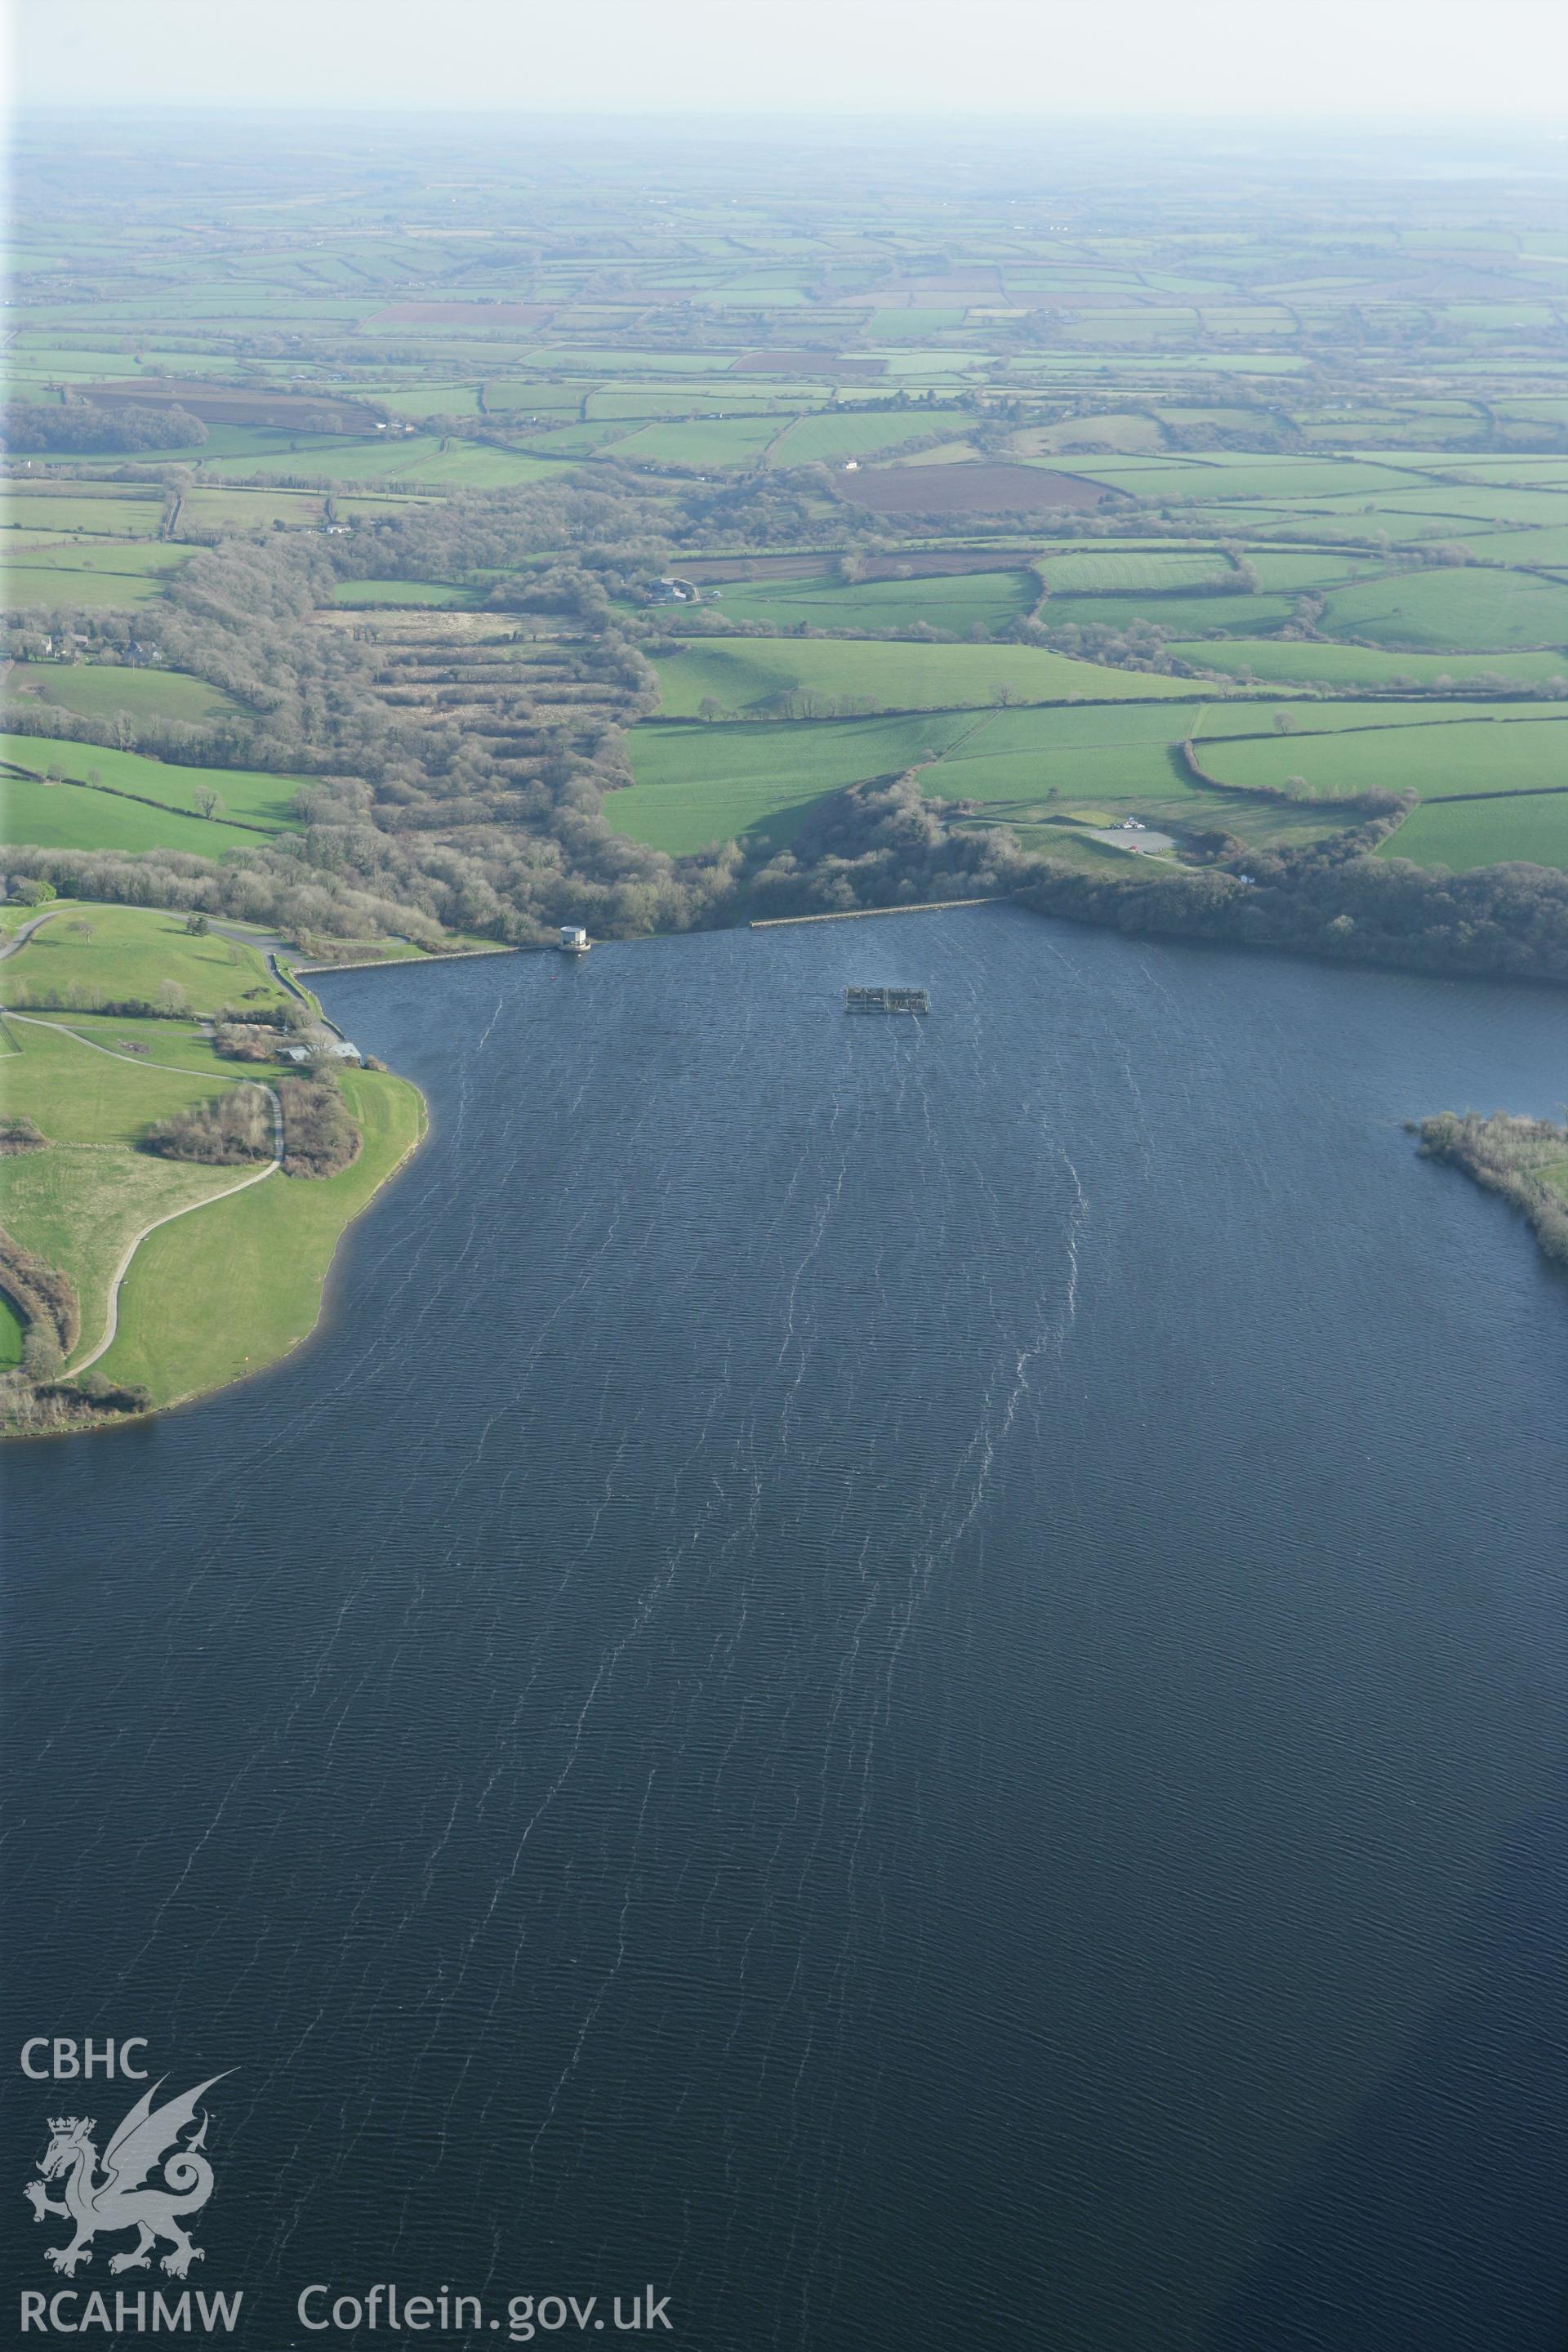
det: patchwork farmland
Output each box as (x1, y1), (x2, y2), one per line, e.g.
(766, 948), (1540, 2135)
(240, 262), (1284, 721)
(8, 111), (1568, 961)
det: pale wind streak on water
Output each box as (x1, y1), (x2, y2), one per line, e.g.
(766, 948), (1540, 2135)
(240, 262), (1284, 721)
(7, 906), (1568, 2352)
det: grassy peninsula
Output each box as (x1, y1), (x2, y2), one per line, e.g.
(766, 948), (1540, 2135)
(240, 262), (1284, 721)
(0, 902), (424, 1434)
(1416, 1111), (1568, 1273)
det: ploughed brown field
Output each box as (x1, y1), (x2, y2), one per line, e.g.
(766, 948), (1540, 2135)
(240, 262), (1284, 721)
(731, 351), (886, 377)
(81, 381), (378, 432)
(834, 464), (1117, 514)
(368, 302), (555, 328)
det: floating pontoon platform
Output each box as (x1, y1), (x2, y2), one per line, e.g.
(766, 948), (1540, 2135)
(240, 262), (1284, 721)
(845, 987), (929, 1014)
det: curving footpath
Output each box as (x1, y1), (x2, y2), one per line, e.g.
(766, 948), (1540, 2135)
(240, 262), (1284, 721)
(7, 1013), (283, 1377)
(0, 908), (62, 963)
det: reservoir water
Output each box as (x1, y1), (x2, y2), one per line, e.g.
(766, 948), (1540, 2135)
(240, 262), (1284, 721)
(6, 905), (1568, 2350)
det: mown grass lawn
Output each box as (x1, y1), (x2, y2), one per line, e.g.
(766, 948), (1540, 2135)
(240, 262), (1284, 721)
(0, 1010), (247, 1140)
(2, 1139), (244, 1369)
(0, 901), (291, 1017)
(50, 1010), (274, 1076)
(0, 1004), (278, 1359)
(96, 1066), (425, 1406)
(0, 962), (425, 1402)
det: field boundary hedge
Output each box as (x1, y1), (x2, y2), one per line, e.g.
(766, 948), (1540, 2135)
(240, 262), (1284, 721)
(0, 753), (280, 837)
(1178, 734), (1399, 814)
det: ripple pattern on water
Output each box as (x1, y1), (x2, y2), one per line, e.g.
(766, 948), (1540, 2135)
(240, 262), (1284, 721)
(5, 907), (1568, 2352)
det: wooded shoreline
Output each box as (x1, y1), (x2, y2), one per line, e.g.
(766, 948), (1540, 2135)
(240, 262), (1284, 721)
(1415, 1111), (1568, 1279)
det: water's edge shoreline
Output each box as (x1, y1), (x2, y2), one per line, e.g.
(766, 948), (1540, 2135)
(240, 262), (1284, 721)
(1414, 1111), (1568, 1280)
(2, 1068), (429, 1441)
(18, 895), (1568, 1440)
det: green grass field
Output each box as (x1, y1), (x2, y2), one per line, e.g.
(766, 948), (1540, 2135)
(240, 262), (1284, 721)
(608, 416), (782, 468)
(701, 568), (1036, 635)
(1377, 791), (1568, 871)
(1045, 453), (1431, 503)
(1361, 484), (1568, 528)
(38, 430), (576, 492)
(1, 538), (189, 576)
(363, 381), (483, 416)
(2, 733), (304, 835)
(483, 379), (592, 412)
(617, 710), (979, 852)
(0, 772), (278, 857)
(586, 386), (784, 420)
(917, 702), (1203, 809)
(95, 1062), (425, 1406)
(0, 902), (291, 1016)
(1241, 551), (1379, 592)
(1450, 527), (1568, 568)
(2, 1129), (247, 1368)
(0, 1004), (261, 1140)
(1192, 698), (1568, 738)
(176, 486), (327, 532)
(938, 749), (1190, 813)
(765, 411), (963, 467)
(45, 1008), (279, 1074)
(0, 905), (425, 1405)
(622, 673), (1568, 871)
(1169, 639), (1568, 690)
(1196, 712), (1568, 802)
(1049, 591), (1298, 637)
(19, 159), (1568, 977)
(3, 540), (192, 608)
(618, 696), (1357, 860)
(1036, 549), (1234, 593)
(523, 421), (639, 457)
(0, 1011), (270, 1360)
(651, 637), (1198, 719)
(1, 491), (166, 537)
(333, 578), (483, 607)
(1020, 413), (1167, 456)
(7, 662), (246, 728)
(0, 1290), (23, 1369)
(1318, 567), (1568, 653)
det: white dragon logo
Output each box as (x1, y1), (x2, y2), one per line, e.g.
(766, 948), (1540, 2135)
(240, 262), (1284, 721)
(24, 2075), (229, 2279)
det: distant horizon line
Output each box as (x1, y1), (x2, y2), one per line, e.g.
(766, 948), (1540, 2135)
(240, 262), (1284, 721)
(10, 103), (1568, 128)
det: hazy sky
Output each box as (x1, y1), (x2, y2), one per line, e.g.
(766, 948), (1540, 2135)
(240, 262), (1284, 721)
(13, 0), (1568, 119)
